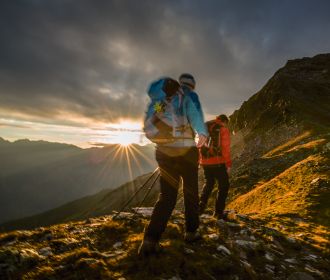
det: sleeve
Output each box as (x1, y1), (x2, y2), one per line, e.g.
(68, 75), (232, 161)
(220, 126), (232, 168)
(185, 92), (208, 136)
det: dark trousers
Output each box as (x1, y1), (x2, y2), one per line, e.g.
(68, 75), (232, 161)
(144, 147), (199, 242)
(199, 164), (230, 217)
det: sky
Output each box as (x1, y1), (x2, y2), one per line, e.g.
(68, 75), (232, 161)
(0, 0), (329, 147)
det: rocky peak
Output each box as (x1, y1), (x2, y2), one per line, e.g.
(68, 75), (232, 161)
(230, 53), (330, 135)
(228, 54), (330, 163)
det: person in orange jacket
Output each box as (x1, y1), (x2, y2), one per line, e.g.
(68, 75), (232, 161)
(199, 114), (232, 219)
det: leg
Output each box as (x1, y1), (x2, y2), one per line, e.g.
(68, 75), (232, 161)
(199, 166), (215, 214)
(181, 147), (200, 233)
(215, 164), (230, 218)
(144, 150), (180, 242)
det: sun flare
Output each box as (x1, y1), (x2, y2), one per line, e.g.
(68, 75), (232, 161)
(117, 132), (136, 147)
(105, 119), (144, 146)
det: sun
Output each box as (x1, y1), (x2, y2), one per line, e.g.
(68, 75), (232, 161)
(113, 120), (142, 146)
(117, 132), (136, 147)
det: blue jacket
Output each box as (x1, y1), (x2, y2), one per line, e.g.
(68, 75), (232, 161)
(144, 79), (208, 148)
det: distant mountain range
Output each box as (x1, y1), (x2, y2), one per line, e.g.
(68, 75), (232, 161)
(0, 139), (156, 223)
(1, 54), (330, 253)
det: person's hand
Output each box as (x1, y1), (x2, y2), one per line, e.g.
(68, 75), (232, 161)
(226, 166), (231, 175)
(196, 134), (208, 148)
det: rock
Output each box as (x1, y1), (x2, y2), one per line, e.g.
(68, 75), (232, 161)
(19, 248), (42, 267)
(99, 250), (125, 258)
(235, 240), (259, 250)
(112, 212), (135, 220)
(311, 178), (319, 184)
(301, 254), (318, 262)
(168, 276), (182, 280)
(265, 264), (275, 274)
(132, 207), (154, 217)
(208, 233), (219, 240)
(39, 247), (53, 257)
(226, 222), (241, 229)
(267, 244), (284, 255)
(3, 240), (17, 246)
(288, 272), (315, 280)
(240, 260), (257, 279)
(184, 248), (194, 254)
(240, 229), (249, 236)
(113, 242), (122, 249)
(285, 258), (298, 264)
(216, 245), (231, 255)
(304, 265), (323, 277)
(200, 214), (213, 220)
(271, 239), (285, 252)
(265, 252), (274, 261)
(286, 237), (297, 243)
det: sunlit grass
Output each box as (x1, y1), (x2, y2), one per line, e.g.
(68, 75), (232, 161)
(262, 130), (312, 158)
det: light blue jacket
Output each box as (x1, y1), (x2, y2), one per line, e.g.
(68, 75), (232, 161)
(144, 79), (208, 147)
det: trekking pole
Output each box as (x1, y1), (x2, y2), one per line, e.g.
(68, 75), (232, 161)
(176, 191), (185, 211)
(112, 167), (159, 220)
(132, 172), (160, 217)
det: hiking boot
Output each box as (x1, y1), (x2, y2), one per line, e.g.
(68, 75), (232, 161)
(137, 239), (160, 257)
(184, 229), (202, 243)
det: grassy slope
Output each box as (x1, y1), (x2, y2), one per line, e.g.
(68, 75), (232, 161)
(225, 133), (330, 250)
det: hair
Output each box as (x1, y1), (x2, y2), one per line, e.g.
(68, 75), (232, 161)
(217, 114), (229, 123)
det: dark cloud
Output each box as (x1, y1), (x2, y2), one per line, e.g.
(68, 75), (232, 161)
(0, 0), (329, 125)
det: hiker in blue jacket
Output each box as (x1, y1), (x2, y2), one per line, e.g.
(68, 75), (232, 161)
(139, 73), (208, 256)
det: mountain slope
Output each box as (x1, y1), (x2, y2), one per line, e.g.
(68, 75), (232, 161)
(229, 53), (330, 163)
(0, 139), (156, 223)
(0, 211), (329, 280)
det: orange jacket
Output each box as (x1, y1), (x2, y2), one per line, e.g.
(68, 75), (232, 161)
(199, 118), (232, 168)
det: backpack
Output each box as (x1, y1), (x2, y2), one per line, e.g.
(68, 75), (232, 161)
(200, 120), (222, 159)
(144, 78), (193, 144)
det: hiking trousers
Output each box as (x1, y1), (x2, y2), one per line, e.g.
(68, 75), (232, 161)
(144, 146), (199, 242)
(199, 164), (230, 217)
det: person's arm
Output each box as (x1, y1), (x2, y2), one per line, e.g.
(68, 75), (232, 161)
(220, 126), (232, 172)
(185, 92), (208, 138)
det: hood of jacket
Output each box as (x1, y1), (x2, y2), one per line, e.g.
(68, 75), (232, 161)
(147, 78), (167, 101)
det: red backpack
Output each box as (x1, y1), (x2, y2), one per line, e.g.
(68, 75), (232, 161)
(200, 120), (222, 159)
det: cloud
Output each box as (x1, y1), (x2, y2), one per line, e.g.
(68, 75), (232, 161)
(0, 0), (329, 126)
(0, 123), (31, 129)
